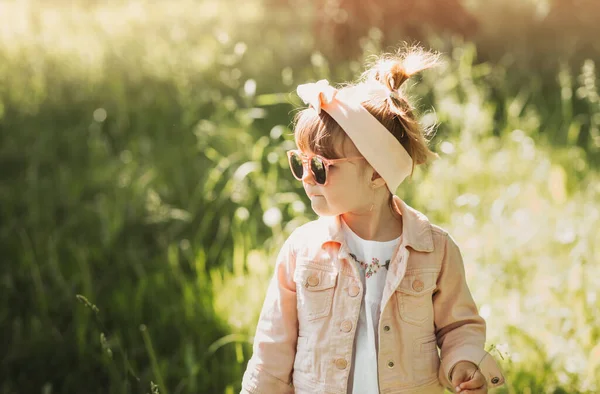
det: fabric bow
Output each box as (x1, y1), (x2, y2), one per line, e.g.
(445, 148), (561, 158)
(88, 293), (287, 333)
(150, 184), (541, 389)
(296, 79), (338, 114)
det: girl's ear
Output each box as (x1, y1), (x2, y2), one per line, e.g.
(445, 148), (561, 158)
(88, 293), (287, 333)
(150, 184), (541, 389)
(370, 172), (387, 188)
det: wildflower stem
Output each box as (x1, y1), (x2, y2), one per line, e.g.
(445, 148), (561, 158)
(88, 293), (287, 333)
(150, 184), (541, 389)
(140, 324), (168, 394)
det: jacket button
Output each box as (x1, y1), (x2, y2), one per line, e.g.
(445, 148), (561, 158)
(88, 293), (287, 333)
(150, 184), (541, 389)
(306, 275), (320, 287)
(383, 325), (390, 332)
(412, 279), (424, 292)
(348, 285), (360, 297)
(341, 320), (353, 332)
(335, 358), (348, 370)
(491, 377), (500, 384)
(387, 360), (394, 368)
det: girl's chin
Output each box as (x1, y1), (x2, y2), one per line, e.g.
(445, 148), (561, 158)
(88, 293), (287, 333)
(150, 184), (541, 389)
(310, 198), (327, 214)
(310, 198), (340, 217)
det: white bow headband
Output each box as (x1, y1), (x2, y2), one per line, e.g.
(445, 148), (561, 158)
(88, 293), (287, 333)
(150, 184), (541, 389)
(296, 79), (413, 192)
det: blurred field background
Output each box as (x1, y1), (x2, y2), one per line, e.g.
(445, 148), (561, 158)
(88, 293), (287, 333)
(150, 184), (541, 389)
(0, 0), (599, 393)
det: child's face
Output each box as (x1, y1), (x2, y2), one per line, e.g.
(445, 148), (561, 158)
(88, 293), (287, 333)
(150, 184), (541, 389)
(300, 137), (374, 217)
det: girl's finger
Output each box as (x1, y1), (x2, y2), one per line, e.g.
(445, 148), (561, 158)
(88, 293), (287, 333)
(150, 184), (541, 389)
(460, 388), (487, 394)
(459, 387), (485, 394)
(459, 380), (484, 390)
(459, 373), (486, 390)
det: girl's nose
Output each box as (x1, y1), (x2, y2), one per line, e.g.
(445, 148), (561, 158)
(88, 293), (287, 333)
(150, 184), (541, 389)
(301, 162), (315, 184)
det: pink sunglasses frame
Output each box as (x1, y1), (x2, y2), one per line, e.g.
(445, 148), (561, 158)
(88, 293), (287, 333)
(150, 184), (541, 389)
(286, 149), (366, 186)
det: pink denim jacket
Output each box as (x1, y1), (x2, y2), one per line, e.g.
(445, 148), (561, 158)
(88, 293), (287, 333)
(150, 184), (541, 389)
(241, 196), (505, 393)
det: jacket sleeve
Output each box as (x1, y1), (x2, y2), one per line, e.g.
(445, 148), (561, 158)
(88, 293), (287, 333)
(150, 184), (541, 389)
(240, 234), (298, 394)
(433, 233), (505, 391)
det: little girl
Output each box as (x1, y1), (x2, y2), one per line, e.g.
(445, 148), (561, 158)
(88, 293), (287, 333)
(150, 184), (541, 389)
(241, 46), (505, 394)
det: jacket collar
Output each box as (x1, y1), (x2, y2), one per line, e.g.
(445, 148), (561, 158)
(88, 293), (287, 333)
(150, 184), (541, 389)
(318, 195), (434, 253)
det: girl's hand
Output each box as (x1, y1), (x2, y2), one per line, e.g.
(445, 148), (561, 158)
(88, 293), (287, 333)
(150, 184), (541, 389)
(451, 361), (487, 393)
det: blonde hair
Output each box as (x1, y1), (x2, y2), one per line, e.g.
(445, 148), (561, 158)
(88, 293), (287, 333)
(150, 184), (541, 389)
(294, 44), (440, 174)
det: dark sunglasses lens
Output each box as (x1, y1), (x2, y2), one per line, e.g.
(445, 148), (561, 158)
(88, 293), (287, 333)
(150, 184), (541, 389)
(289, 153), (304, 179)
(310, 156), (327, 184)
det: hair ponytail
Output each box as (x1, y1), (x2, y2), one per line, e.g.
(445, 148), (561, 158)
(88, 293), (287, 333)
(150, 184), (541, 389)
(360, 45), (441, 169)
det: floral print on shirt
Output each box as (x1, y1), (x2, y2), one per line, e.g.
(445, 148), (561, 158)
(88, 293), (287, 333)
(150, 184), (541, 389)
(349, 253), (391, 278)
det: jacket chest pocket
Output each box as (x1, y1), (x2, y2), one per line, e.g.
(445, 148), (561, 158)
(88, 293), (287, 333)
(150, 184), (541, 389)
(395, 271), (437, 326)
(294, 267), (338, 322)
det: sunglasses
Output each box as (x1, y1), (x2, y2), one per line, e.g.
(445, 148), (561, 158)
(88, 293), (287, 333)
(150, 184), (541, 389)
(286, 150), (366, 185)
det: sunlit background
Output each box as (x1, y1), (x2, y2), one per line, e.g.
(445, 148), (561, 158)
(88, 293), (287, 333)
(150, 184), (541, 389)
(0, 0), (599, 393)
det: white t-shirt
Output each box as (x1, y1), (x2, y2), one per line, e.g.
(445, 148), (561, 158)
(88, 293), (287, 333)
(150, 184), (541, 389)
(341, 218), (402, 394)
